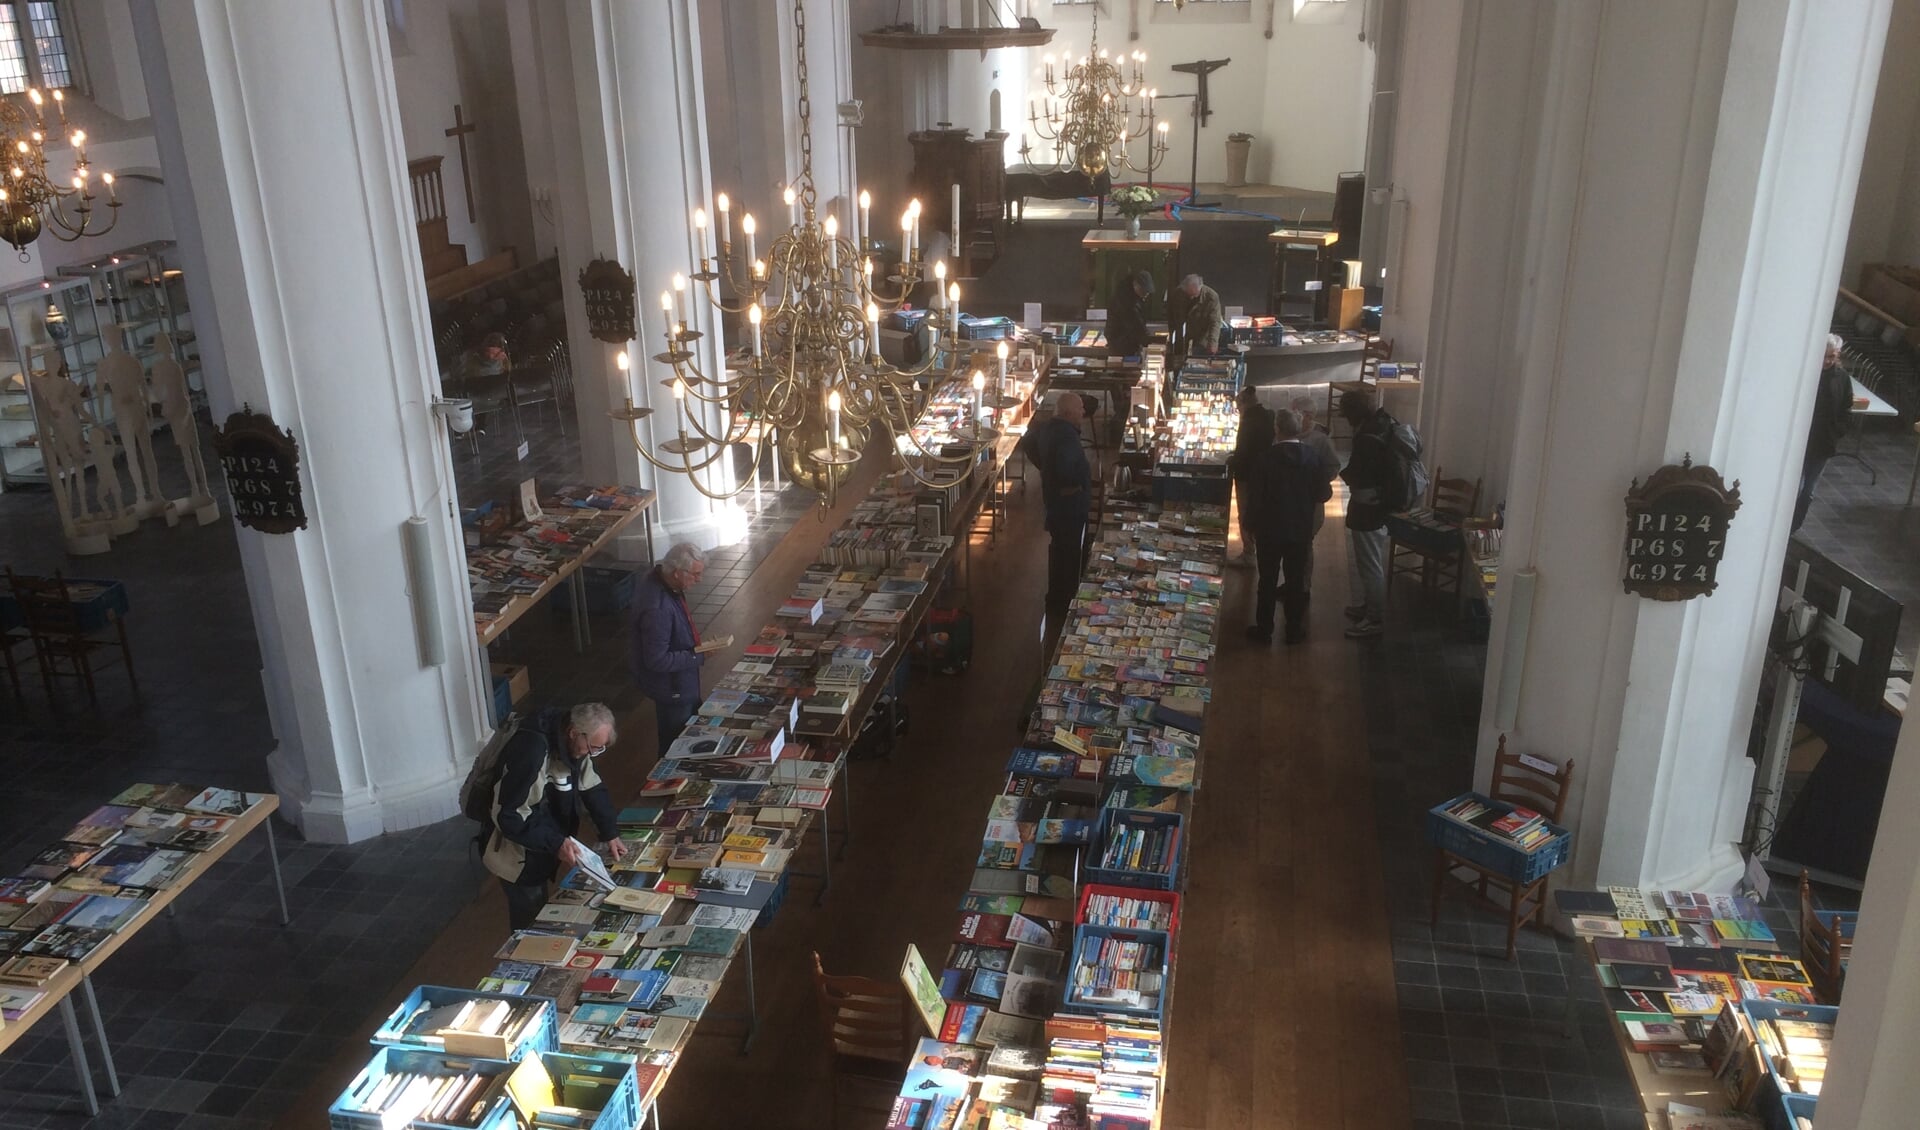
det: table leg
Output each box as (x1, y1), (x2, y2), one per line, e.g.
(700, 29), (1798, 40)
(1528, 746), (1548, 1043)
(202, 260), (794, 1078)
(840, 755), (857, 856)
(577, 571), (593, 647)
(265, 814), (291, 926)
(813, 806), (833, 906)
(80, 974), (120, 1096)
(738, 929), (759, 1054)
(58, 996), (100, 1117)
(645, 510), (657, 565)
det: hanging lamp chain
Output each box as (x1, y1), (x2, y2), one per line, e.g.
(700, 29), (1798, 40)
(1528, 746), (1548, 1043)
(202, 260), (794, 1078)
(792, 0), (817, 216)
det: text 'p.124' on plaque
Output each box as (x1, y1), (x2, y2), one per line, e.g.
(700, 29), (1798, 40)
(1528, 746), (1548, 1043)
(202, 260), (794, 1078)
(1621, 455), (1740, 601)
(212, 406), (307, 534)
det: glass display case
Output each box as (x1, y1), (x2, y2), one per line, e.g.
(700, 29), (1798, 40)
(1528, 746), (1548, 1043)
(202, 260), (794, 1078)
(0, 277), (108, 489)
(58, 239), (200, 399)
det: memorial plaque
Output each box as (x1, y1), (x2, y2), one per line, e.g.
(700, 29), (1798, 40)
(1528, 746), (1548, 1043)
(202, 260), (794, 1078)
(579, 256), (637, 343)
(1622, 456), (1740, 601)
(212, 407), (307, 534)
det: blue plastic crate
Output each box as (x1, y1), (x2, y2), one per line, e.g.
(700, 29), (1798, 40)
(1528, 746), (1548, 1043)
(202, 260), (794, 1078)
(328, 1046), (519, 1130)
(371, 985), (558, 1061)
(1740, 999), (1835, 1130)
(1774, 1093), (1815, 1130)
(1425, 793), (1571, 883)
(1060, 923), (1171, 1021)
(550, 561), (644, 615)
(490, 672), (511, 722)
(505, 1052), (641, 1130)
(1086, 808), (1182, 891)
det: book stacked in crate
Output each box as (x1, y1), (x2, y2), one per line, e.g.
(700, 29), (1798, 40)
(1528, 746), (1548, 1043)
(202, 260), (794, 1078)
(888, 502), (1227, 1129)
(1703, 998), (1834, 1130)
(1427, 791), (1572, 884)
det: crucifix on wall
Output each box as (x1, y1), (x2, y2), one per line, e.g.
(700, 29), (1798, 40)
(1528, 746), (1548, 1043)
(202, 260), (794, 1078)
(444, 103), (478, 223)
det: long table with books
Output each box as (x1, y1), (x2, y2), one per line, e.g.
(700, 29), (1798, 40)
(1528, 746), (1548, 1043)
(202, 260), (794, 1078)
(0, 785), (286, 1115)
(326, 374), (1037, 1130)
(469, 485), (656, 650)
(886, 499), (1229, 1130)
(1556, 887), (1830, 1130)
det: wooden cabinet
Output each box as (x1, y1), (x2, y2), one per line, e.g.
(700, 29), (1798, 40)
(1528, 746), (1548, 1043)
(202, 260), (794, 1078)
(908, 128), (1007, 275)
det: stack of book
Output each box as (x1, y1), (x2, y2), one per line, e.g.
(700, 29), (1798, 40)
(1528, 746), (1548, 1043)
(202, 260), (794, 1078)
(0, 784), (262, 966)
(466, 486), (652, 632)
(891, 500), (1229, 1129)
(1436, 794), (1555, 852)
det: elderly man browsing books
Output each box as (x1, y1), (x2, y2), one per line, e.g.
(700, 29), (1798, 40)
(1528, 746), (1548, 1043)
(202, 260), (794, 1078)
(484, 703), (627, 930)
(631, 541), (716, 756)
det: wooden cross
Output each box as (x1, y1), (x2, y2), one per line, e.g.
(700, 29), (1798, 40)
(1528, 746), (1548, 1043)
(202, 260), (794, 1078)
(444, 103), (478, 223)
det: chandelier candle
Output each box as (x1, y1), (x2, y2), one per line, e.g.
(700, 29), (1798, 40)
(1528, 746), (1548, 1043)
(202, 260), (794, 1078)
(614, 0), (992, 507)
(951, 183), (960, 252)
(972, 370), (985, 440)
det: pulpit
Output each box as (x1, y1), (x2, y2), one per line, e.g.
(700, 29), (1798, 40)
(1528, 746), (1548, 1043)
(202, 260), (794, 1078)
(908, 127), (1007, 276)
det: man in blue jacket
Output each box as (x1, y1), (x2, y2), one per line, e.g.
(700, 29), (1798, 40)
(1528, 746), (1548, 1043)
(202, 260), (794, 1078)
(630, 542), (707, 756)
(1017, 392), (1093, 617)
(483, 703), (627, 929)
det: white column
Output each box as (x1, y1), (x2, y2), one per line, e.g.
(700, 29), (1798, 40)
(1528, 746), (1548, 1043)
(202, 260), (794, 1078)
(516, 0), (735, 553)
(1475, 0), (1893, 891)
(1413, 2), (1551, 506)
(136, 0), (490, 842)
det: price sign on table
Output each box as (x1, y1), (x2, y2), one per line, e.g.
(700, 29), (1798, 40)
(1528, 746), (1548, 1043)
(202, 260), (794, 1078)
(1621, 456), (1740, 601)
(212, 407), (307, 534)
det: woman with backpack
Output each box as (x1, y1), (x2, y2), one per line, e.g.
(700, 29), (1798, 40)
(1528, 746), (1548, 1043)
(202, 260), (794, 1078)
(1336, 387), (1417, 640)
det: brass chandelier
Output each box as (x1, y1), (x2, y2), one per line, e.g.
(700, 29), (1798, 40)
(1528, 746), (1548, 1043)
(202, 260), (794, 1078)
(1025, 4), (1169, 179)
(612, 0), (992, 506)
(0, 88), (119, 255)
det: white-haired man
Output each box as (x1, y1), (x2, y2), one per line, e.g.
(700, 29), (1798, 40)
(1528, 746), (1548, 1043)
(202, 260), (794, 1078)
(630, 541), (708, 754)
(1793, 334), (1854, 532)
(484, 702), (627, 929)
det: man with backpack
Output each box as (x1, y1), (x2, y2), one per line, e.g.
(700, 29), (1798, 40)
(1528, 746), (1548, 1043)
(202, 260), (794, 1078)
(476, 702), (628, 929)
(1337, 387), (1427, 640)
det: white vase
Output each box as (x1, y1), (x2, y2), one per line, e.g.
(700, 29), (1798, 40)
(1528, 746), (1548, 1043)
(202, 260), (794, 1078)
(1126, 216), (1141, 239)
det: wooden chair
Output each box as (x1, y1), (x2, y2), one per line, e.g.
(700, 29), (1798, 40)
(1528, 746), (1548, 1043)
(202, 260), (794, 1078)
(6, 570), (138, 705)
(1388, 466), (1483, 600)
(1431, 735), (1574, 959)
(811, 951), (914, 1126)
(1798, 870), (1856, 1004)
(1, 614), (30, 702)
(1361, 335), (1395, 379)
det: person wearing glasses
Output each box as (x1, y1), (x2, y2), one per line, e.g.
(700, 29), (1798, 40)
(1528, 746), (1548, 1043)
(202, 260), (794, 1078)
(484, 702), (628, 929)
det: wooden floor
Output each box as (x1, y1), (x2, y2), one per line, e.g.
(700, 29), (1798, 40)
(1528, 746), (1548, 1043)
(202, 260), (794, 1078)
(277, 474), (1410, 1130)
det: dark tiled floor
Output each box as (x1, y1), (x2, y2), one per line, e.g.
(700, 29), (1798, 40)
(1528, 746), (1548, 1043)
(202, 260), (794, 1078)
(0, 403), (815, 1130)
(1361, 421), (1915, 1129)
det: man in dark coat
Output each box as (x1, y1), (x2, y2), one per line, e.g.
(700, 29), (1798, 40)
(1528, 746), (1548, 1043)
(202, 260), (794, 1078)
(483, 703), (626, 929)
(1793, 334), (1855, 531)
(1017, 392), (1093, 616)
(630, 541), (707, 754)
(1247, 410), (1332, 644)
(1226, 386), (1274, 567)
(1105, 271), (1154, 358)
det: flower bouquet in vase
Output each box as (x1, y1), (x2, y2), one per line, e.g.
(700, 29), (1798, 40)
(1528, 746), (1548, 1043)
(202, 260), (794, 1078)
(1111, 184), (1159, 238)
